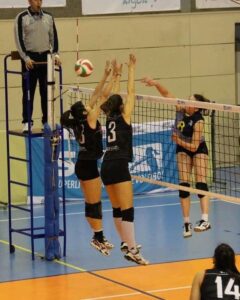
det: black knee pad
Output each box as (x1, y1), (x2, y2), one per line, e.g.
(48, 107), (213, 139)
(121, 207), (134, 222)
(85, 202), (102, 219)
(179, 182), (190, 199)
(113, 207), (122, 218)
(196, 182), (208, 199)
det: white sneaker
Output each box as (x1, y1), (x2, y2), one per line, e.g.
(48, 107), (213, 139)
(194, 220), (211, 232)
(90, 238), (110, 256)
(183, 222), (192, 238)
(103, 237), (114, 250)
(22, 122), (33, 133)
(120, 242), (142, 253)
(124, 248), (149, 265)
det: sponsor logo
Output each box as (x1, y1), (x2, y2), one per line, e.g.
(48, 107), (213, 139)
(130, 143), (163, 179)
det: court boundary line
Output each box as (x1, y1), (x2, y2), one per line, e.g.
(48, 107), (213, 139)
(0, 239), (165, 300)
(81, 285), (191, 300)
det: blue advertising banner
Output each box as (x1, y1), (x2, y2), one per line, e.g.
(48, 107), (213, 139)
(29, 121), (177, 202)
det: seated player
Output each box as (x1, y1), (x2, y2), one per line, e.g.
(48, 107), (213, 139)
(190, 243), (240, 300)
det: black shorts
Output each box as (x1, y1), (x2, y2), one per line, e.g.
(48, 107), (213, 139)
(176, 142), (208, 158)
(75, 160), (99, 181)
(101, 159), (131, 186)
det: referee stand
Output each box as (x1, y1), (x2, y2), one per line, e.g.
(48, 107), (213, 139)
(4, 51), (66, 260)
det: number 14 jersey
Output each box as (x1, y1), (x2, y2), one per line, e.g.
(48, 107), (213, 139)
(201, 269), (240, 300)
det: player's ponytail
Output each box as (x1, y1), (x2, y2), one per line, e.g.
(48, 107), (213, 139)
(70, 101), (87, 120)
(60, 110), (75, 129)
(101, 94), (123, 116)
(214, 243), (240, 282)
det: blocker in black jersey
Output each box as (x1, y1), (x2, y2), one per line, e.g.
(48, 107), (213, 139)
(104, 114), (133, 162)
(74, 117), (103, 181)
(100, 54), (149, 265)
(60, 60), (116, 256)
(76, 118), (103, 161)
(101, 114), (132, 185)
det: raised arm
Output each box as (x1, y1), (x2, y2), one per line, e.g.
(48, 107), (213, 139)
(141, 77), (175, 98)
(112, 61), (122, 94)
(88, 60), (111, 108)
(96, 59), (119, 107)
(122, 54), (136, 124)
(87, 63), (117, 128)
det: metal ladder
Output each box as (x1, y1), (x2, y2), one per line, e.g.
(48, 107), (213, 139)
(4, 52), (67, 260)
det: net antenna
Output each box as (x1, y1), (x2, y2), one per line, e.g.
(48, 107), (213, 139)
(76, 18), (80, 61)
(75, 18), (81, 88)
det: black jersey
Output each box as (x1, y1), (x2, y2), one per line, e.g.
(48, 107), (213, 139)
(103, 114), (133, 162)
(175, 110), (204, 142)
(75, 118), (103, 160)
(201, 269), (240, 300)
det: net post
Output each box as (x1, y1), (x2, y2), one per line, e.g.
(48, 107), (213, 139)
(47, 53), (55, 130)
(44, 53), (61, 260)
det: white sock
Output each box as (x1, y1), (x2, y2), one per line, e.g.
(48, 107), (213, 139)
(202, 214), (208, 222)
(121, 221), (136, 251)
(184, 217), (190, 223)
(114, 217), (125, 242)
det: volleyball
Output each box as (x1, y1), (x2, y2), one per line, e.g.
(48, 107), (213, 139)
(75, 58), (93, 77)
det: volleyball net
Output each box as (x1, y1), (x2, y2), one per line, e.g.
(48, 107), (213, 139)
(62, 86), (240, 203)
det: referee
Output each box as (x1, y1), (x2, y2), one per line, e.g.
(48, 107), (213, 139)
(14, 0), (61, 133)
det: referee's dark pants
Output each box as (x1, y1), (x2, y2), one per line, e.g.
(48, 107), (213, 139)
(21, 51), (50, 124)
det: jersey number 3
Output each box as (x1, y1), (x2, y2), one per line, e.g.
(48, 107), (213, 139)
(215, 276), (240, 299)
(107, 121), (116, 143)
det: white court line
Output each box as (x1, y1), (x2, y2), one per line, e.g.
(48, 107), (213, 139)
(8, 192), (179, 206)
(82, 292), (139, 300)
(81, 285), (190, 300)
(0, 202), (180, 222)
(0, 192), (177, 212)
(0, 200), (220, 223)
(0, 199), (221, 223)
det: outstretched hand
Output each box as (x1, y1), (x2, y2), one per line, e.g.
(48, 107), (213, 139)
(141, 77), (157, 87)
(127, 53), (136, 67)
(104, 60), (111, 77)
(110, 59), (122, 76)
